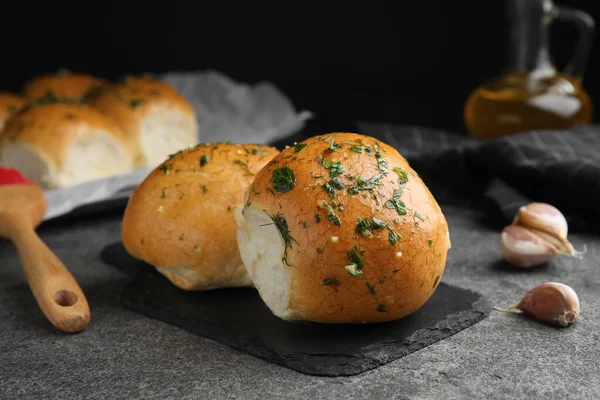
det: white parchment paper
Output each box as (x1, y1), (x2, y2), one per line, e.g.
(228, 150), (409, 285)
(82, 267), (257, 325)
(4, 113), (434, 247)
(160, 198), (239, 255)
(43, 71), (313, 221)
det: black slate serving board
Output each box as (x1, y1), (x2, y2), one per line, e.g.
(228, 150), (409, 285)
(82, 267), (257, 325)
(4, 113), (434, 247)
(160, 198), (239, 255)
(102, 242), (490, 377)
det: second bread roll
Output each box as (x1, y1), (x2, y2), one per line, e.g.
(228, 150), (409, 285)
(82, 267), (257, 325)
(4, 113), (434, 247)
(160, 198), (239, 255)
(22, 70), (108, 103)
(121, 143), (279, 291)
(90, 76), (198, 169)
(0, 103), (134, 188)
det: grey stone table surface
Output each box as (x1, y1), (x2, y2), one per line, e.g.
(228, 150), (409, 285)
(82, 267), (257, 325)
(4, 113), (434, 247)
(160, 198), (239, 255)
(1, 205), (599, 400)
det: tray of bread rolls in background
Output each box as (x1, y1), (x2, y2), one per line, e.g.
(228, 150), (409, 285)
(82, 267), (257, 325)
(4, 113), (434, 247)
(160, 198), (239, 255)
(0, 69), (311, 220)
(101, 133), (489, 376)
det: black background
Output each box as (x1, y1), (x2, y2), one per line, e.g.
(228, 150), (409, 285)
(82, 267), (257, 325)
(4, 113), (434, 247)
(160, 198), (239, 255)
(1, 0), (598, 133)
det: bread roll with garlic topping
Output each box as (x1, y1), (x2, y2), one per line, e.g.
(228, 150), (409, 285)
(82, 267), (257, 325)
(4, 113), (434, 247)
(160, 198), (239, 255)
(90, 76), (198, 169)
(235, 132), (451, 323)
(22, 70), (108, 103)
(121, 142), (279, 291)
(0, 92), (27, 133)
(0, 103), (133, 189)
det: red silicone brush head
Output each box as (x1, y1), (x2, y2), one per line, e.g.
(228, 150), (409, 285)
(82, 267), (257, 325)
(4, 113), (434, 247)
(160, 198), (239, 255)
(0, 168), (34, 186)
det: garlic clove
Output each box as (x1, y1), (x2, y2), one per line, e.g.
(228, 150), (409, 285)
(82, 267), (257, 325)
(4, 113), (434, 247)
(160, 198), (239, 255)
(502, 202), (583, 267)
(501, 225), (555, 267)
(513, 202), (568, 239)
(503, 282), (580, 327)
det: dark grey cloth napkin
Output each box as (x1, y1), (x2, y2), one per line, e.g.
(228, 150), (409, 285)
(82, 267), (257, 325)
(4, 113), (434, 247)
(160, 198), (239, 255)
(351, 123), (600, 233)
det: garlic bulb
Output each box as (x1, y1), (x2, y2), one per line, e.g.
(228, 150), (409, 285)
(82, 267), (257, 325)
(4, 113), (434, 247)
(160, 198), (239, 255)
(495, 282), (580, 327)
(500, 202), (582, 268)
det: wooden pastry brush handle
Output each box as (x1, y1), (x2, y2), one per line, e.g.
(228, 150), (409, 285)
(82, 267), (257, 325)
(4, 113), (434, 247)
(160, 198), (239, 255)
(7, 215), (90, 333)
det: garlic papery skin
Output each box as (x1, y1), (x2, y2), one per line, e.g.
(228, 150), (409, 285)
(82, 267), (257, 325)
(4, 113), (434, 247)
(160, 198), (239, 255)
(513, 202), (568, 239)
(501, 225), (556, 267)
(501, 282), (580, 327)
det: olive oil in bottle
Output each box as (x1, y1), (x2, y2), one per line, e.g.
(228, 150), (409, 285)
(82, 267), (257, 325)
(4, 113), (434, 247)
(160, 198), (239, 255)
(464, 0), (594, 140)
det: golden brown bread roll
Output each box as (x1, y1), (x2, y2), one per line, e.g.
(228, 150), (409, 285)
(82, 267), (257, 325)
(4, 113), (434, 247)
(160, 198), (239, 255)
(90, 76), (198, 169)
(121, 142), (279, 291)
(0, 103), (134, 189)
(0, 92), (27, 132)
(21, 70), (108, 103)
(235, 132), (451, 323)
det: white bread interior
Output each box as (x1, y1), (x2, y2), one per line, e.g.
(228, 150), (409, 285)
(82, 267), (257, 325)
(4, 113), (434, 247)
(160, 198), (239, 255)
(0, 130), (132, 189)
(235, 204), (291, 319)
(140, 107), (198, 167)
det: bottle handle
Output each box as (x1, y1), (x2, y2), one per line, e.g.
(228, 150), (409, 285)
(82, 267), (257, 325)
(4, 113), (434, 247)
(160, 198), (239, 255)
(552, 5), (595, 81)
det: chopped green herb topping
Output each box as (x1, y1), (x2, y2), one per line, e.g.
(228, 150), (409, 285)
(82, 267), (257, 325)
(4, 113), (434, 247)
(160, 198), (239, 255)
(294, 143), (307, 153)
(323, 278), (340, 286)
(81, 85), (103, 103)
(244, 147), (267, 156)
(272, 167), (296, 193)
(316, 247), (324, 253)
(158, 164), (171, 174)
(375, 152), (389, 172)
(328, 140), (341, 151)
(233, 159), (255, 176)
(348, 245), (364, 269)
(202, 185), (208, 194)
(350, 145), (364, 154)
(356, 218), (373, 238)
(415, 211), (425, 221)
(160, 188), (166, 199)
(393, 268), (400, 273)
(315, 214), (321, 223)
(200, 155), (209, 167)
(322, 159), (344, 178)
(227, 205), (232, 211)
(433, 275), (440, 288)
(168, 149), (184, 158)
(319, 200), (341, 226)
(380, 275), (386, 284)
(179, 234), (185, 241)
(322, 177), (347, 196)
(393, 167), (409, 183)
(385, 190), (407, 215)
(366, 282), (376, 295)
(428, 239), (434, 247)
(347, 173), (386, 194)
(267, 212), (299, 266)
(301, 221), (308, 229)
(345, 264), (363, 276)
(371, 218), (387, 229)
(355, 217), (388, 237)
(389, 230), (401, 245)
(130, 99), (144, 108)
(377, 304), (388, 312)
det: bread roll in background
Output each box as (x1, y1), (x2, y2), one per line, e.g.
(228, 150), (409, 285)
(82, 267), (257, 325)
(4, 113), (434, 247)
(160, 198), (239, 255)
(236, 132), (451, 324)
(0, 93), (27, 133)
(21, 70), (109, 103)
(0, 103), (133, 189)
(90, 76), (198, 169)
(121, 142), (279, 291)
